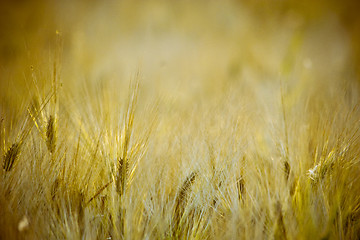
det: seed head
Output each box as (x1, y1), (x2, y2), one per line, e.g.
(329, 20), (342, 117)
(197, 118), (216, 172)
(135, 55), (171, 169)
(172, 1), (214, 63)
(46, 115), (56, 153)
(3, 143), (21, 172)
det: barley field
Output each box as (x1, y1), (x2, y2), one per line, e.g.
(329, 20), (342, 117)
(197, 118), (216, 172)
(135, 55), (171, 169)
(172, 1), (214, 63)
(1, 0), (360, 239)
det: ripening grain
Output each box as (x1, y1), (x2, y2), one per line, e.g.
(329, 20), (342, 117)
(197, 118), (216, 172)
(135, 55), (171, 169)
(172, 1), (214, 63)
(1, 0), (360, 239)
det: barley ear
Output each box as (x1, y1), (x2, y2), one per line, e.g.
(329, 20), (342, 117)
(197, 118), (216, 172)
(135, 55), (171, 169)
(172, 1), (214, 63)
(3, 142), (21, 172)
(284, 160), (290, 181)
(236, 177), (245, 201)
(274, 201), (288, 240)
(115, 157), (129, 196)
(173, 171), (197, 236)
(46, 115), (56, 153)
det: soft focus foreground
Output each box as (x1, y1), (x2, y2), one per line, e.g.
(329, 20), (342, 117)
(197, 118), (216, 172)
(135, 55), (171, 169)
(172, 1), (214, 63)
(1, 0), (360, 239)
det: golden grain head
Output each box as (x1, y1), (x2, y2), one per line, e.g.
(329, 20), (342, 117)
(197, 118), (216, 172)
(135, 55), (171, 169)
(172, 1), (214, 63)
(115, 157), (129, 195)
(177, 171), (197, 203)
(3, 142), (21, 172)
(174, 171), (198, 220)
(46, 115), (56, 153)
(284, 160), (291, 181)
(236, 177), (245, 200)
(172, 171), (198, 236)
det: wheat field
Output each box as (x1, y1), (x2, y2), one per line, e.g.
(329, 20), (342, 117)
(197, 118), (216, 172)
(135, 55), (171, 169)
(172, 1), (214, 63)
(1, 0), (360, 239)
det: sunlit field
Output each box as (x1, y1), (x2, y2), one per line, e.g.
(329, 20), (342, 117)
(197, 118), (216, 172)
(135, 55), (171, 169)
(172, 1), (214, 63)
(1, 0), (360, 239)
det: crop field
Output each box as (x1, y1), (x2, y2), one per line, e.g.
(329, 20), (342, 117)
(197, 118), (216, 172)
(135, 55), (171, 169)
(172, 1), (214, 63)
(1, 0), (360, 239)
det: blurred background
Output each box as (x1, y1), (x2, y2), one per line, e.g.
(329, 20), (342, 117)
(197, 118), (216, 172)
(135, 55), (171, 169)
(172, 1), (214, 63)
(1, 0), (360, 108)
